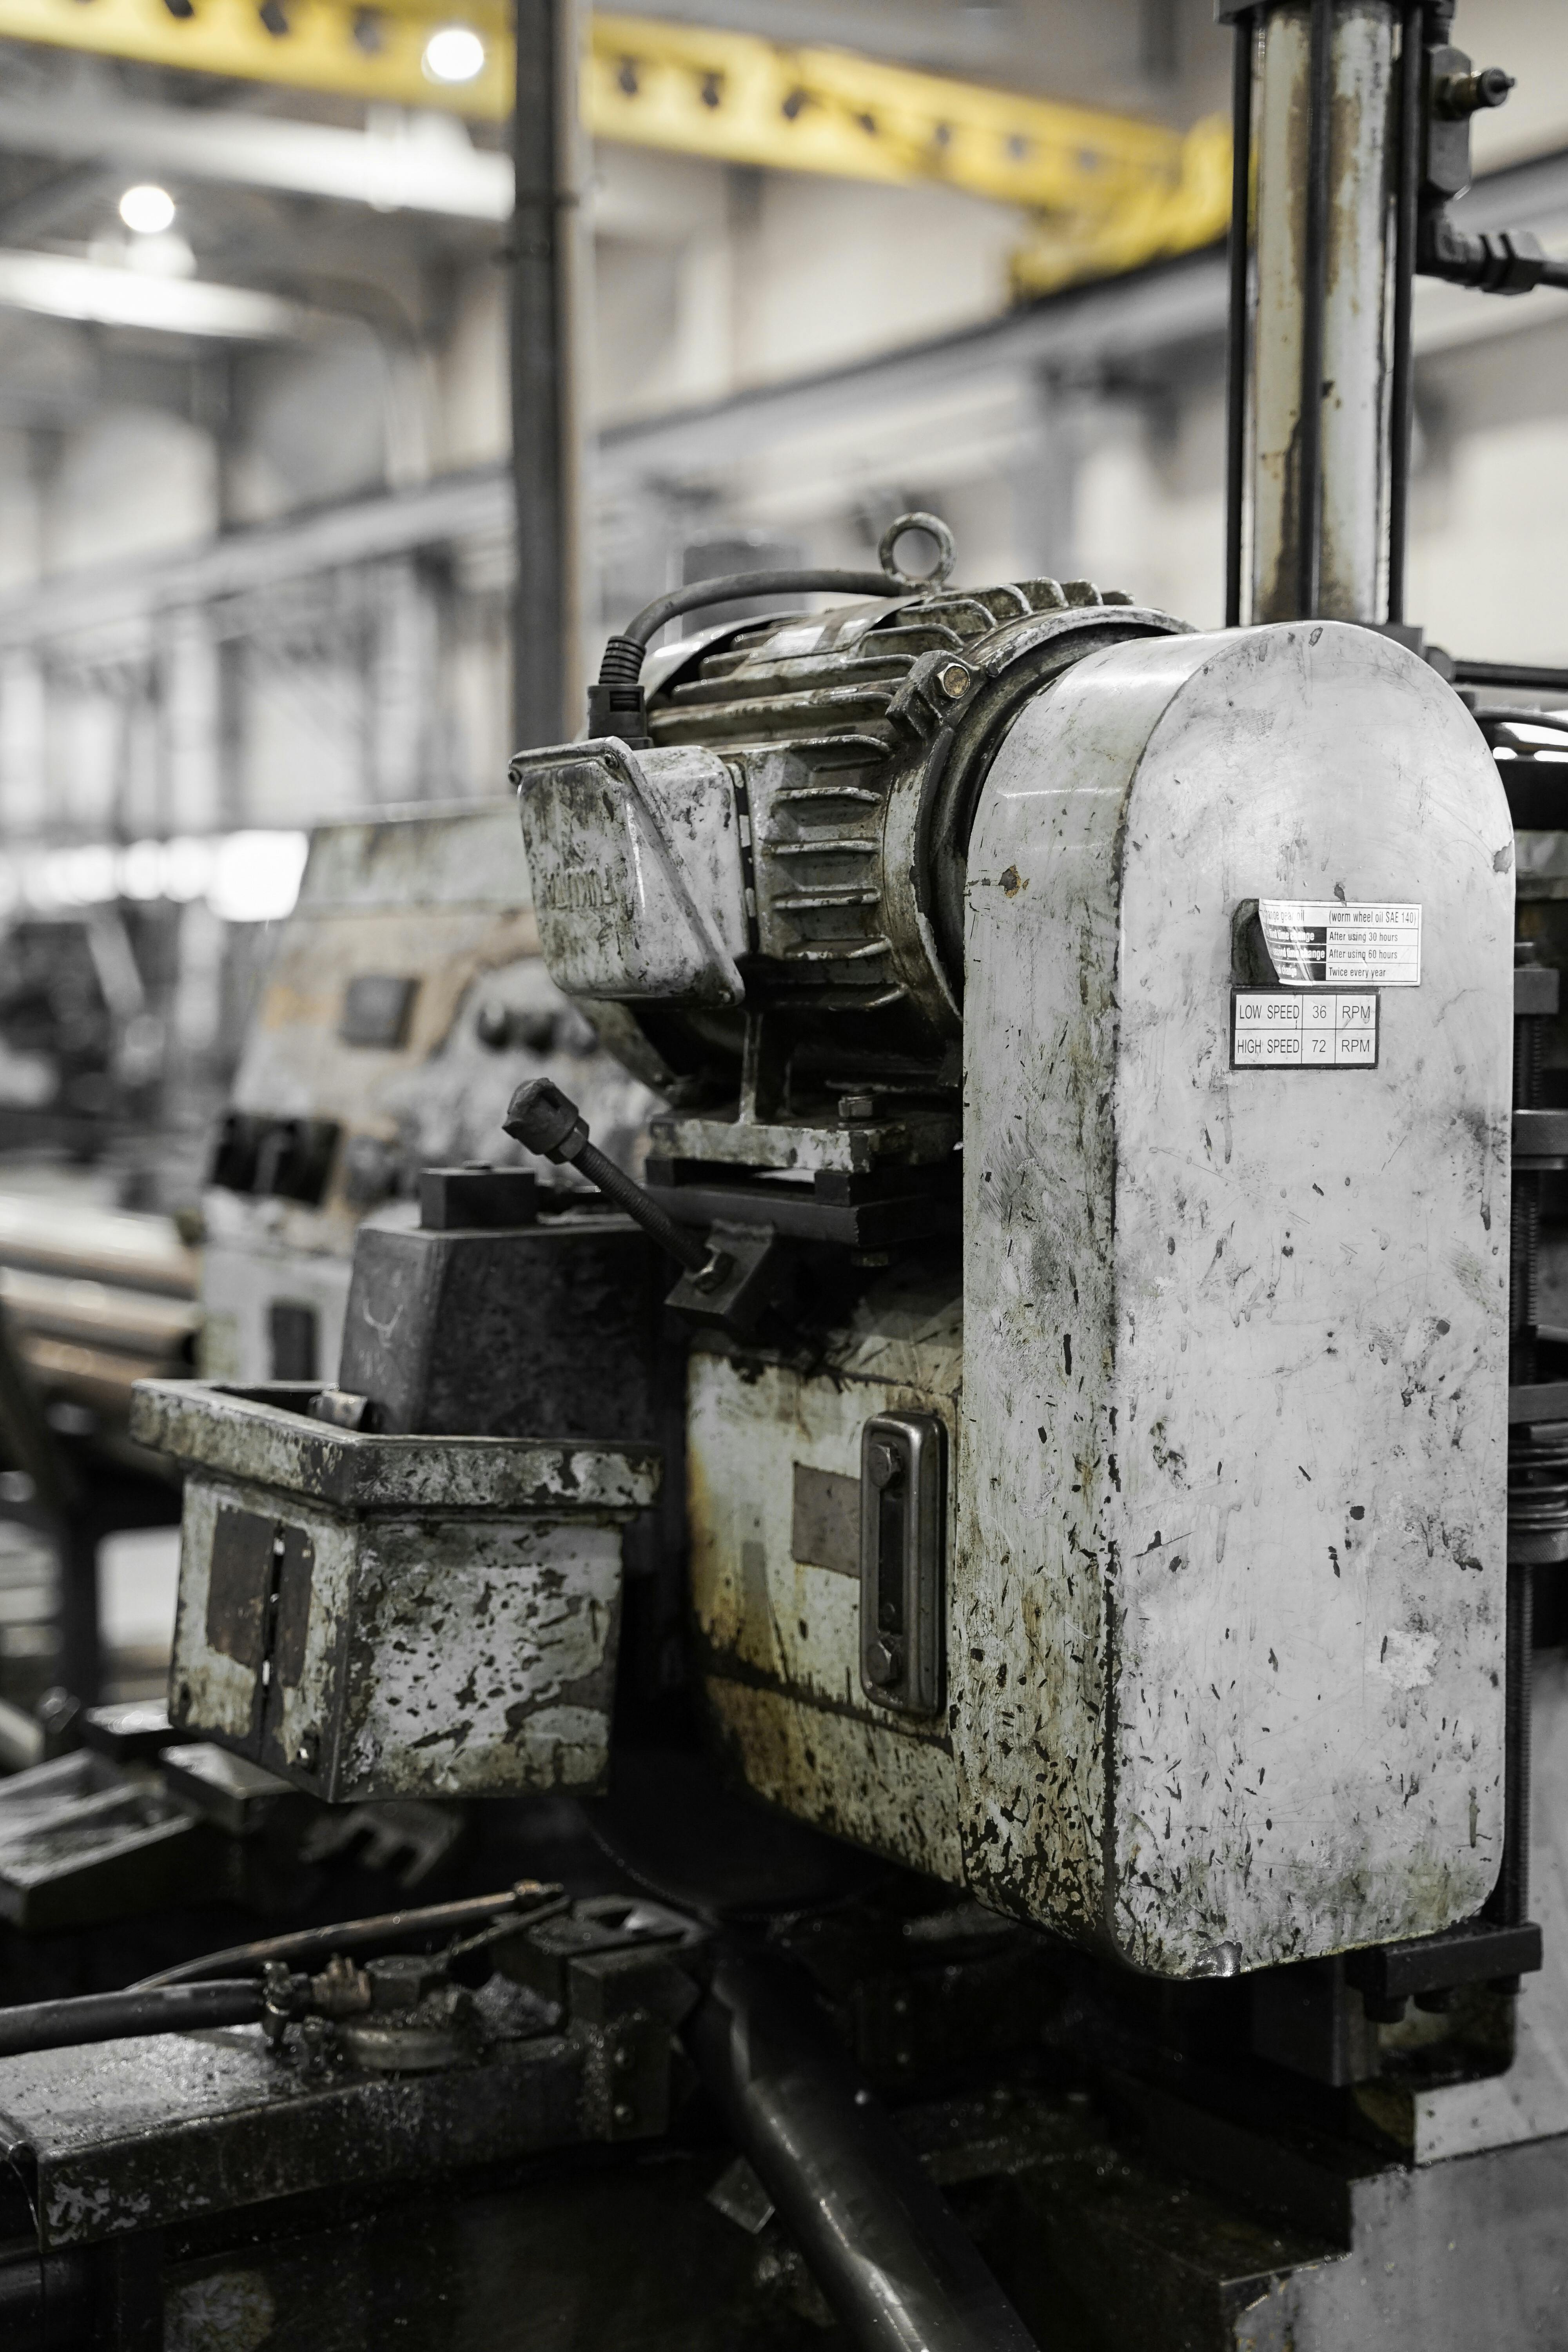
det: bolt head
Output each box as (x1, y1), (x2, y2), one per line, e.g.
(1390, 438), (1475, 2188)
(938, 661), (971, 699)
(865, 1635), (902, 1688)
(867, 1439), (903, 1490)
(838, 1092), (876, 1123)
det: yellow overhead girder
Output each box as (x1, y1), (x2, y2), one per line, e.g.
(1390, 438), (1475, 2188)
(0, 0), (514, 119)
(0, 0), (1230, 293)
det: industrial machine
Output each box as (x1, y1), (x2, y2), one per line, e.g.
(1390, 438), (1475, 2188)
(5, 3), (1568, 2346)
(200, 796), (657, 1389)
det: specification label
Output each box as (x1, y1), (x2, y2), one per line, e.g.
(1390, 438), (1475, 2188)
(1232, 989), (1379, 1069)
(1259, 900), (1421, 987)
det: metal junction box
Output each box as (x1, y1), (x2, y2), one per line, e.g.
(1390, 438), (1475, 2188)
(130, 1379), (658, 1802)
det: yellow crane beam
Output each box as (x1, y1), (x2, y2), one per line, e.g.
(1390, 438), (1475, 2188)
(0, 0), (514, 120)
(0, 0), (1230, 293)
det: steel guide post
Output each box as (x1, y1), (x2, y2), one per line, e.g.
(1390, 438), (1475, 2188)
(1224, 0), (1402, 626)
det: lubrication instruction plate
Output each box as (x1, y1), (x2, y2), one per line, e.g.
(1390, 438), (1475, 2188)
(1258, 900), (1421, 987)
(1232, 990), (1379, 1069)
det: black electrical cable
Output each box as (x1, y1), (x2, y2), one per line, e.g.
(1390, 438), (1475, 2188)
(132, 1884), (557, 1990)
(613, 568), (901, 655)
(588, 568), (910, 742)
(0, 1981), (263, 2059)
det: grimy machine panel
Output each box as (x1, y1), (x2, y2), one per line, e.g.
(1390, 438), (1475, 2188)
(516, 596), (1512, 1975)
(98, 3), (1568, 2345)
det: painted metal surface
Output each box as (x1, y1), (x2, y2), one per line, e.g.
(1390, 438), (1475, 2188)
(960, 620), (1514, 1973)
(0, 2022), (583, 2250)
(517, 742), (747, 1008)
(520, 588), (1186, 1117)
(689, 1269), (965, 1886)
(132, 1379), (656, 1802)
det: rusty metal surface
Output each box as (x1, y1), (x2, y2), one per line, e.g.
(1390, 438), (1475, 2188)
(0, 1893), (695, 2258)
(0, 2024), (584, 2251)
(130, 1380), (659, 1515)
(169, 1477), (629, 1801)
(961, 621), (1513, 1972)
(690, 1265), (965, 1884)
(517, 590), (1187, 1118)
(134, 1379), (656, 1801)
(337, 1211), (663, 1442)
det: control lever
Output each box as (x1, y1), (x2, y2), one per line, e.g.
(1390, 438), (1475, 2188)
(502, 1078), (730, 1289)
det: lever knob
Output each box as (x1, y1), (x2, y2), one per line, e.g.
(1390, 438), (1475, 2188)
(503, 1080), (722, 1281)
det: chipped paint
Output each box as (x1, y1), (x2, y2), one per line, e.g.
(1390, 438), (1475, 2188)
(959, 622), (1513, 1974)
(142, 1380), (654, 1802)
(690, 1266), (964, 1876)
(516, 740), (748, 1007)
(131, 1380), (659, 1515)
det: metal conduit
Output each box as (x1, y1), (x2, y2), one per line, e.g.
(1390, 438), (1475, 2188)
(685, 1945), (1042, 2352)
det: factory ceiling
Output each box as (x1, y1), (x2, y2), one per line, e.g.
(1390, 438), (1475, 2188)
(0, 5), (1229, 297)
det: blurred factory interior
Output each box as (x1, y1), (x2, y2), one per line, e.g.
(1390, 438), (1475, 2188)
(0, 0), (1558, 1712)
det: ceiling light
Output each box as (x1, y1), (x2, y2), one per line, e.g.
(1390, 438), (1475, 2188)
(422, 24), (486, 83)
(119, 184), (176, 236)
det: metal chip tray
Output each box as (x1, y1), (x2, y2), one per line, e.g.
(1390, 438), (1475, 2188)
(129, 1380), (660, 1806)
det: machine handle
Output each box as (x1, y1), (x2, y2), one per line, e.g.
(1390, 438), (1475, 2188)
(503, 1079), (728, 1287)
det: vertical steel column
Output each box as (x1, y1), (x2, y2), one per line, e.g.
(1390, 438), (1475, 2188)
(512, 0), (587, 748)
(1246, 0), (1400, 624)
(1294, 0), (1334, 618)
(1386, 0), (1425, 622)
(1223, 12), (1255, 629)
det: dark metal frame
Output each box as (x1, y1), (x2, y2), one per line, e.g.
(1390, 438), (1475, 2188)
(1296, 0), (1335, 620)
(1387, 1), (1425, 623)
(511, 0), (579, 749)
(1223, 9), (1254, 627)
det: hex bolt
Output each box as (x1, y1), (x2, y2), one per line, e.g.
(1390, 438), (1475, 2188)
(866, 1440), (904, 1491)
